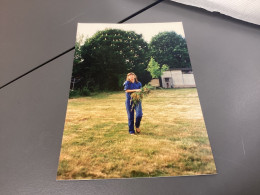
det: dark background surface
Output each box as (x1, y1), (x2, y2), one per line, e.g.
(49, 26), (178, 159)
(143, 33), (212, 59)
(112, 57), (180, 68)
(1, 0), (260, 194)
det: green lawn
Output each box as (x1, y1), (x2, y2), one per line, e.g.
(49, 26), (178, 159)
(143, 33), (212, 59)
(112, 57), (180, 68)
(57, 88), (216, 180)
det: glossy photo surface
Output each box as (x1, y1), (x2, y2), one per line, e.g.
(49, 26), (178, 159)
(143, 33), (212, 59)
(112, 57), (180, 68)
(56, 22), (217, 180)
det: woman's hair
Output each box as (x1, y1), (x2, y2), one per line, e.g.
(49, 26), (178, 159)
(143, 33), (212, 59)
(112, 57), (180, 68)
(126, 72), (138, 83)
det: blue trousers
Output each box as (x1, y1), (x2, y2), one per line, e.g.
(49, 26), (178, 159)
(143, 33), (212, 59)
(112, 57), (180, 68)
(125, 98), (143, 134)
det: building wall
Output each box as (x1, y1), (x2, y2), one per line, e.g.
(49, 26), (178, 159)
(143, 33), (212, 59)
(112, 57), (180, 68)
(183, 74), (195, 86)
(171, 70), (183, 86)
(161, 70), (196, 88)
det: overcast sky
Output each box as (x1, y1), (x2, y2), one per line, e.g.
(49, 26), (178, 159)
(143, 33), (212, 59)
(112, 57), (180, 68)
(76, 22), (186, 44)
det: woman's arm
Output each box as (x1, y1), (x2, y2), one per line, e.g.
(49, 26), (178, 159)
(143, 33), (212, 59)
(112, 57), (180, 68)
(125, 89), (141, 93)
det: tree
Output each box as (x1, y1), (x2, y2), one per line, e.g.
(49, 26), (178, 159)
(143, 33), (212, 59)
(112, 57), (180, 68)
(73, 34), (84, 66)
(70, 34), (95, 92)
(146, 57), (169, 79)
(77, 29), (151, 91)
(149, 31), (191, 69)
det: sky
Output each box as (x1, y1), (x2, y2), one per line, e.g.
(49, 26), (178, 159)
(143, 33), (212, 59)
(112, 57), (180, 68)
(76, 22), (186, 44)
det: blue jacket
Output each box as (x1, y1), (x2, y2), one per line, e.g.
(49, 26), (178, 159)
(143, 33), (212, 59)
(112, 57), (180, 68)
(123, 80), (142, 100)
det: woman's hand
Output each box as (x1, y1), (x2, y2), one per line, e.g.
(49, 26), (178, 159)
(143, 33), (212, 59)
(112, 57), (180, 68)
(125, 89), (141, 93)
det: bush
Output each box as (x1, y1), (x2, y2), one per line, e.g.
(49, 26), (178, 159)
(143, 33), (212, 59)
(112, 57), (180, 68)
(69, 90), (80, 98)
(69, 87), (91, 99)
(80, 87), (91, 96)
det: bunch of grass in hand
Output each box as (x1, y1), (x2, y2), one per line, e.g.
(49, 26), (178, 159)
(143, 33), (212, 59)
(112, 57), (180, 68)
(130, 84), (153, 111)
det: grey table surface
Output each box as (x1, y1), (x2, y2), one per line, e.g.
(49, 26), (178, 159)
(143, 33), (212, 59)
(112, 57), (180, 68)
(1, 0), (260, 194)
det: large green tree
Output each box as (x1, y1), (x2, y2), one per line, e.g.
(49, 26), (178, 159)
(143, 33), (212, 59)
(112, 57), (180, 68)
(149, 31), (191, 69)
(76, 29), (151, 91)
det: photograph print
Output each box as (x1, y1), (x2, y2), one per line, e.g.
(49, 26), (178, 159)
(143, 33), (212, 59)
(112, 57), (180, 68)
(56, 22), (217, 180)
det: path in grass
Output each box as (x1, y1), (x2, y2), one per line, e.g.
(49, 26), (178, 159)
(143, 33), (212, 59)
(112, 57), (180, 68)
(57, 88), (216, 179)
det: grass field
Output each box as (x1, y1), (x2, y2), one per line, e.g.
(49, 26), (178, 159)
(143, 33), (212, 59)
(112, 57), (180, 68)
(57, 88), (216, 180)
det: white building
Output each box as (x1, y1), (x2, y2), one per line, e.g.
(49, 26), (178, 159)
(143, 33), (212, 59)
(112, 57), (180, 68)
(161, 68), (196, 88)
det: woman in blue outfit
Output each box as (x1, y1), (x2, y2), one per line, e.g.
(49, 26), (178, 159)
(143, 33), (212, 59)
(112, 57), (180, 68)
(123, 72), (143, 135)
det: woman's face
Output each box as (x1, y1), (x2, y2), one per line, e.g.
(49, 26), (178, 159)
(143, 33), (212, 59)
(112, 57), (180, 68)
(129, 74), (135, 83)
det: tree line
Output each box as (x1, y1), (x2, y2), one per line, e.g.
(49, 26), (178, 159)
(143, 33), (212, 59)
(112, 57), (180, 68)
(72, 29), (191, 92)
